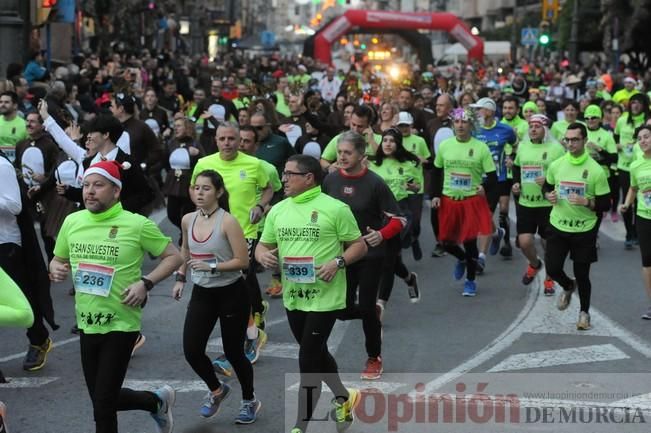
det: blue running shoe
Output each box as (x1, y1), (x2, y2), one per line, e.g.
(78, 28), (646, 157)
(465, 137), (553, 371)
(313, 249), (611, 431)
(235, 398), (262, 424)
(462, 280), (477, 297)
(212, 354), (233, 377)
(489, 228), (505, 256)
(245, 329), (267, 364)
(200, 383), (231, 418)
(453, 260), (466, 280)
(151, 385), (175, 433)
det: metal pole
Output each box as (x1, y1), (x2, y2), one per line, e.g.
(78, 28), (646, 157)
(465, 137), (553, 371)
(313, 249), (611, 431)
(0, 0), (26, 78)
(569, 0), (579, 64)
(613, 16), (619, 71)
(510, 3), (518, 65)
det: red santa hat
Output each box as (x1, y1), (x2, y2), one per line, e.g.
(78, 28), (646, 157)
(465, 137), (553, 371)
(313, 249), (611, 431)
(83, 160), (124, 189)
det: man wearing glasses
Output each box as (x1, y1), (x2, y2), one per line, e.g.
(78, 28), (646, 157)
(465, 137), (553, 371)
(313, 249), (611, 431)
(250, 111), (295, 176)
(542, 123), (611, 330)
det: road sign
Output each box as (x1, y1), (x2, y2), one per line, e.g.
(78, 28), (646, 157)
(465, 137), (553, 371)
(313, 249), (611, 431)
(261, 31), (276, 48)
(521, 27), (539, 46)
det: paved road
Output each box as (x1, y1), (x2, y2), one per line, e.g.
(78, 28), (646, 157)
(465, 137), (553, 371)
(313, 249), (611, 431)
(2, 206), (650, 433)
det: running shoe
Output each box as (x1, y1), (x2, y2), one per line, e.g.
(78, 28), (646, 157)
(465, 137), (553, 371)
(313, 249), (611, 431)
(406, 272), (420, 303)
(235, 398), (262, 424)
(641, 307), (651, 320)
(265, 277), (283, 297)
(557, 281), (575, 311)
(212, 354), (233, 377)
(412, 240), (423, 261)
(200, 383), (231, 418)
(254, 301), (269, 330)
(0, 401), (7, 433)
(522, 262), (541, 285)
(611, 211), (619, 223)
(462, 280), (477, 297)
(499, 243), (513, 259)
(489, 228), (505, 255)
(431, 244), (447, 257)
(361, 356), (383, 380)
(453, 260), (466, 280)
(0, 369), (5, 384)
(245, 329), (268, 364)
(131, 333), (146, 357)
(475, 256), (485, 275)
(625, 239), (633, 250)
(375, 301), (385, 322)
(331, 388), (361, 433)
(543, 277), (556, 296)
(151, 385), (175, 433)
(577, 311), (591, 331)
(23, 337), (52, 371)
(633, 237), (640, 246)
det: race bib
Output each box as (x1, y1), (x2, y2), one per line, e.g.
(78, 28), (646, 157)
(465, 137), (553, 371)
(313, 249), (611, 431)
(283, 256), (316, 284)
(2, 146), (15, 163)
(643, 190), (651, 208)
(450, 172), (472, 191)
(558, 181), (586, 199)
(74, 263), (115, 297)
(522, 165), (543, 184)
(624, 144), (635, 157)
(190, 252), (217, 276)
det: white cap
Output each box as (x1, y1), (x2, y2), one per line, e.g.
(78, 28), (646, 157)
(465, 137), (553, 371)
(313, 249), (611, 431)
(208, 104), (226, 121)
(624, 76), (636, 84)
(396, 111), (414, 125)
(469, 97), (497, 111)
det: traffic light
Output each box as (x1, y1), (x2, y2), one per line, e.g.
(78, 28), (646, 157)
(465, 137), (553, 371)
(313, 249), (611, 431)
(539, 33), (550, 46)
(42, 0), (57, 6)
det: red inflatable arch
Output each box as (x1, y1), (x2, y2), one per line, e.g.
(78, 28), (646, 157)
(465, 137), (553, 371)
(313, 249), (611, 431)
(314, 10), (484, 65)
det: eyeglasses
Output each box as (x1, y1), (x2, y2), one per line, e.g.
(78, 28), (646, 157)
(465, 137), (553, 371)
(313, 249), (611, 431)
(282, 170), (309, 178)
(585, 117), (601, 121)
(252, 125), (269, 131)
(562, 137), (584, 144)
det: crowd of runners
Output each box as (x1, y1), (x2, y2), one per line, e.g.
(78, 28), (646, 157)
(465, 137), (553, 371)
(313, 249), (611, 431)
(1, 47), (651, 433)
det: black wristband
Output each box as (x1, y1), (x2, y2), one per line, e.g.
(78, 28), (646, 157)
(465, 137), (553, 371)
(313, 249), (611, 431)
(175, 272), (186, 283)
(256, 204), (265, 212)
(141, 277), (154, 291)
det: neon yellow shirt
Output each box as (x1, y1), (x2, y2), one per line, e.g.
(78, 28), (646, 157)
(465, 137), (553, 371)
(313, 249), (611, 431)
(54, 202), (171, 334)
(192, 151), (270, 238)
(260, 186), (361, 312)
(514, 139), (566, 208)
(369, 158), (420, 202)
(630, 156), (651, 220)
(0, 116), (28, 162)
(321, 132), (381, 162)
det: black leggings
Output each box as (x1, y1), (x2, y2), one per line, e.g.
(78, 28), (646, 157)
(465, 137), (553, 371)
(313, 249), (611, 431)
(286, 309), (348, 432)
(183, 280), (253, 399)
(406, 194), (423, 242)
(443, 239), (479, 281)
(378, 236), (410, 302)
(637, 216), (651, 267)
(609, 171), (620, 213)
(80, 331), (159, 433)
(245, 238), (264, 313)
(340, 257), (383, 358)
(619, 171), (637, 240)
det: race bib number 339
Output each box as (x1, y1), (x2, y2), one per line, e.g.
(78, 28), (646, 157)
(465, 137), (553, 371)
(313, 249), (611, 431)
(283, 256), (316, 284)
(74, 263), (115, 297)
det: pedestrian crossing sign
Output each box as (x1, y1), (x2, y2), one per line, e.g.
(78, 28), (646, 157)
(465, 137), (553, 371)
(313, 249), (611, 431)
(521, 27), (539, 46)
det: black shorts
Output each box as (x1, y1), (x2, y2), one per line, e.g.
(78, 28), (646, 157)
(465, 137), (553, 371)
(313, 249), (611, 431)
(545, 225), (598, 264)
(487, 180), (513, 212)
(516, 205), (552, 237)
(636, 216), (651, 267)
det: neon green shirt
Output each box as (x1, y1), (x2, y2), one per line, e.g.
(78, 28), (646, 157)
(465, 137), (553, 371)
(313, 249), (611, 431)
(0, 116), (28, 162)
(321, 132), (381, 162)
(550, 119), (585, 143)
(612, 88), (640, 105)
(368, 158), (420, 202)
(192, 151), (270, 239)
(434, 136), (496, 199)
(54, 203), (171, 334)
(275, 91), (290, 118)
(260, 186), (361, 312)
(501, 116), (529, 142)
(0, 267), (34, 328)
(615, 113), (645, 171)
(586, 127), (618, 177)
(402, 134), (430, 194)
(257, 159), (282, 232)
(630, 156), (651, 220)
(546, 153), (610, 233)
(514, 139), (566, 208)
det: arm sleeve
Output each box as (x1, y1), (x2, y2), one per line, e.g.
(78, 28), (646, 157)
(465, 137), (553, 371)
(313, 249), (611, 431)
(483, 171), (497, 194)
(431, 166), (443, 197)
(512, 165), (521, 184)
(594, 194), (611, 213)
(43, 116), (86, 165)
(378, 217), (403, 240)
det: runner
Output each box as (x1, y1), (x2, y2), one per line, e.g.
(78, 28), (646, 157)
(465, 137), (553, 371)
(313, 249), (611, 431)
(49, 160), (182, 433)
(619, 125), (651, 319)
(543, 123), (611, 330)
(191, 122), (272, 362)
(0, 91), (28, 163)
(255, 154), (367, 433)
(369, 128), (421, 308)
(432, 107), (496, 296)
(471, 97), (517, 266)
(172, 169), (261, 423)
(550, 100), (581, 143)
(512, 114), (566, 295)
(500, 96), (529, 142)
(323, 131), (406, 380)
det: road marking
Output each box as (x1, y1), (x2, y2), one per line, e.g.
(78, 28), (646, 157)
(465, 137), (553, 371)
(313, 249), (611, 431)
(123, 379), (209, 393)
(487, 344), (630, 372)
(209, 339), (299, 359)
(0, 336), (79, 364)
(287, 380), (405, 394)
(0, 377), (59, 388)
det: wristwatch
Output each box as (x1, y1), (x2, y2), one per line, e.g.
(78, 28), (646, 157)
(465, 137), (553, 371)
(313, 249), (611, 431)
(141, 277), (154, 291)
(210, 262), (218, 274)
(335, 256), (346, 269)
